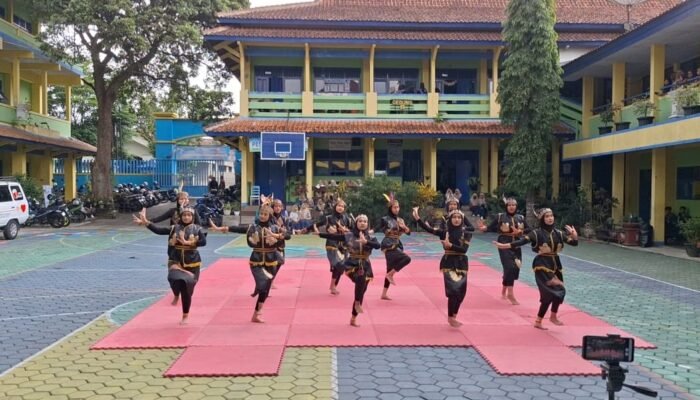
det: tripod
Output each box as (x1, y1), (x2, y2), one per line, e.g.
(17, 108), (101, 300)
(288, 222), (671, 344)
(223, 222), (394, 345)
(601, 361), (658, 399)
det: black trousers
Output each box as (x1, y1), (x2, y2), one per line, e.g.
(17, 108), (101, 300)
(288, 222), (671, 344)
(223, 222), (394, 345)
(537, 298), (562, 318)
(168, 267), (200, 314)
(351, 274), (369, 317)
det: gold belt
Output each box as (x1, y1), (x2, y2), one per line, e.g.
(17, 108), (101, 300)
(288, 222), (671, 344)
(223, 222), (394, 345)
(443, 250), (464, 256)
(349, 255), (370, 260)
(253, 248), (277, 253)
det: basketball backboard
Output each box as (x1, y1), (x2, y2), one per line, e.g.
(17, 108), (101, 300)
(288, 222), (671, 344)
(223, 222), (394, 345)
(261, 132), (306, 160)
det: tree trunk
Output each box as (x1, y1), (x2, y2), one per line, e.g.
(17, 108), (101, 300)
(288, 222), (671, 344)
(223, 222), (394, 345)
(525, 190), (538, 228)
(92, 91), (116, 203)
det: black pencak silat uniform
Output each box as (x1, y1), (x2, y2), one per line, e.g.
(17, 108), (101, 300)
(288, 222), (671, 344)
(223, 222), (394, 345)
(417, 217), (474, 318)
(246, 219), (284, 310)
(378, 214), (412, 288)
(271, 212), (292, 271)
(485, 212), (531, 286)
(508, 224), (578, 318)
(147, 222), (207, 315)
(313, 211), (353, 285)
(321, 228), (380, 317)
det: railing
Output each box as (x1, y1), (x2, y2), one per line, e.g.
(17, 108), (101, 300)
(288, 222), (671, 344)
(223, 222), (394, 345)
(0, 103), (71, 137)
(586, 92), (676, 137)
(377, 94), (428, 118)
(437, 94), (490, 118)
(313, 93), (365, 116)
(248, 92), (303, 117)
(560, 98), (582, 137)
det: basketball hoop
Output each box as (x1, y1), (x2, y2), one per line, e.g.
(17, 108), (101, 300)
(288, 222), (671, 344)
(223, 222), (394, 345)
(276, 152), (290, 159)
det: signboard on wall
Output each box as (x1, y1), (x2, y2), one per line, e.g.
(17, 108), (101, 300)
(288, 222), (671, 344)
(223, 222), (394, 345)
(387, 139), (403, 162)
(249, 137), (261, 152)
(329, 138), (352, 151)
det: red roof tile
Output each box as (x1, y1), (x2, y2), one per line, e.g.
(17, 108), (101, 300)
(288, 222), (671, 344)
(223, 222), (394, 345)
(0, 125), (96, 154)
(219, 0), (682, 25)
(207, 26), (618, 43)
(206, 118), (573, 136)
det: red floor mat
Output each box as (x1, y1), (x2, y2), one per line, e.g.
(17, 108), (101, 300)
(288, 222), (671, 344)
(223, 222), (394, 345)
(475, 345), (602, 375)
(164, 345), (285, 377)
(93, 256), (654, 377)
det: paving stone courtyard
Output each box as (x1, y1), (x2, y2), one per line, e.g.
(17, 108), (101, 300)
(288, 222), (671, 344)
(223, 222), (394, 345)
(0, 218), (698, 400)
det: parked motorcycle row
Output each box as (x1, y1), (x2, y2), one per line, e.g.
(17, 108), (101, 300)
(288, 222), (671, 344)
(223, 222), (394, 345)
(24, 194), (95, 228)
(114, 182), (177, 213)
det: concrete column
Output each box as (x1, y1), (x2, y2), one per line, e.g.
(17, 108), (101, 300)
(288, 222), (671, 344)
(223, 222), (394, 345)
(11, 58), (20, 106)
(35, 152), (54, 186)
(489, 139), (499, 193)
(551, 139), (560, 200)
(363, 138), (375, 178)
(305, 138), (314, 201)
(430, 46), (439, 93)
(479, 59), (488, 95)
(64, 154), (77, 201)
(649, 44), (665, 107)
(612, 63), (626, 122)
(479, 139), (489, 194)
(612, 154), (625, 222)
(581, 76), (594, 138)
(581, 158), (593, 203)
(302, 43), (313, 116)
(240, 137), (249, 205)
(366, 45), (377, 117)
(32, 80), (43, 113)
(65, 86), (72, 122)
(651, 148), (667, 243)
(624, 152), (640, 216)
(489, 47), (502, 117)
(10, 145), (27, 175)
(423, 139), (437, 190)
(238, 42), (249, 117)
(42, 71), (49, 115)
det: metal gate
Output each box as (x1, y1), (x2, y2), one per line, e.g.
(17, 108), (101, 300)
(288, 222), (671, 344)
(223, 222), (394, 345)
(154, 159), (227, 197)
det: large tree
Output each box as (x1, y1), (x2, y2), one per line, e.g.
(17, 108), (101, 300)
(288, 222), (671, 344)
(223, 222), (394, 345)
(30, 0), (247, 203)
(497, 0), (563, 221)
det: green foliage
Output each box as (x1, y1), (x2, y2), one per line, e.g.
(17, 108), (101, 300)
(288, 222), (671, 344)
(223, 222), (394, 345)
(345, 178), (440, 226)
(599, 103), (620, 126)
(498, 0), (563, 202)
(29, 0), (248, 199)
(590, 186), (618, 228)
(546, 186), (591, 230)
(679, 217), (700, 244)
(676, 84), (700, 107)
(12, 174), (43, 200)
(631, 99), (656, 117)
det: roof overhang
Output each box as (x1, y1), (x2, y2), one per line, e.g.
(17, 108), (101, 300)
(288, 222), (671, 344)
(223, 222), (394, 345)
(563, 0), (700, 81)
(0, 124), (96, 155)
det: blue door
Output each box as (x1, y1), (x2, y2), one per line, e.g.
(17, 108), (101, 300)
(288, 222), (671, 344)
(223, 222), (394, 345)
(455, 160), (473, 199)
(255, 157), (287, 201)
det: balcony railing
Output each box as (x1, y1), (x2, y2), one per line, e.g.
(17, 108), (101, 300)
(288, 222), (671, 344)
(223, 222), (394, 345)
(313, 93), (365, 116)
(437, 94), (490, 118)
(377, 94), (428, 118)
(560, 98), (582, 137)
(0, 103), (71, 137)
(587, 93), (678, 137)
(248, 92), (303, 117)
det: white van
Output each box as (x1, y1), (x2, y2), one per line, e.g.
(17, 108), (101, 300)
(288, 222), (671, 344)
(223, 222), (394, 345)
(0, 177), (30, 240)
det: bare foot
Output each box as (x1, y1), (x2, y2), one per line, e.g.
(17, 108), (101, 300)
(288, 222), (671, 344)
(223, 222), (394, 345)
(549, 318), (564, 326)
(381, 295), (392, 300)
(251, 312), (265, 323)
(534, 321), (548, 330)
(448, 317), (463, 328)
(354, 301), (364, 314)
(271, 284), (278, 290)
(180, 314), (189, 325)
(507, 295), (520, 305)
(171, 295), (179, 306)
(330, 288), (340, 295)
(350, 317), (360, 327)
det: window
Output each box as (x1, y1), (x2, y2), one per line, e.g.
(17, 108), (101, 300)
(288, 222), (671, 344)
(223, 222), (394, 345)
(436, 69), (477, 94)
(253, 66), (302, 93)
(13, 15), (33, 33)
(0, 7), (5, 18)
(313, 68), (361, 94)
(314, 149), (363, 176)
(0, 186), (11, 203)
(374, 68), (420, 94)
(10, 185), (24, 201)
(677, 166), (700, 200)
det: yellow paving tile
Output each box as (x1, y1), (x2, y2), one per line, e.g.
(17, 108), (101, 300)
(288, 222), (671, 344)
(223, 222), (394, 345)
(0, 317), (335, 399)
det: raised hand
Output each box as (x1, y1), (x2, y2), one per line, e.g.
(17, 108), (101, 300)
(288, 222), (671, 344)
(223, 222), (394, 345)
(412, 207), (420, 221)
(441, 235), (452, 249)
(565, 225), (578, 240)
(477, 217), (487, 232)
(358, 231), (367, 245)
(327, 225), (337, 234)
(249, 231), (260, 245)
(493, 241), (510, 249)
(265, 234), (277, 246)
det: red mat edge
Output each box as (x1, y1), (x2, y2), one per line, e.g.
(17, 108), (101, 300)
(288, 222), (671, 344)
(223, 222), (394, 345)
(162, 345), (285, 378)
(91, 344), (186, 350)
(471, 346), (600, 377)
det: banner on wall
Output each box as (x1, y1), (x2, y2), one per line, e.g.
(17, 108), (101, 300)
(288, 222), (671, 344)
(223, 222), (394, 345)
(387, 139), (403, 162)
(249, 138), (261, 152)
(329, 138), (352, 151)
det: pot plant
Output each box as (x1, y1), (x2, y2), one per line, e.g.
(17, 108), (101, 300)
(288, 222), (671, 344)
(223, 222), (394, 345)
(597, 104), (616, 134)
(677, 84), (700, 116)
(610, 103), (631, 131)
(621, 214), (642, 246)
(679, 217), (700, 257)
(223, 202), (232, 215)
(632, 98), (656, 126)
